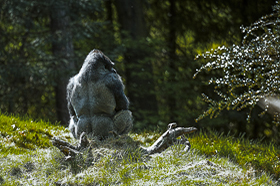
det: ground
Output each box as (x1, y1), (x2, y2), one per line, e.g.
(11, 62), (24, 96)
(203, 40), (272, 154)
(0, 114), (279, 185)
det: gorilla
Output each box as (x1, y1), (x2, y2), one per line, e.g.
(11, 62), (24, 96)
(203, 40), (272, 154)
(67, 49), (133, 139)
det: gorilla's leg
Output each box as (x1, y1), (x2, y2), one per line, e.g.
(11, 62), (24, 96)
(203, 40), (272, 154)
(113, 110), (133, 135)
(90, 116), (114, 139)
(74, 116), (93, 139)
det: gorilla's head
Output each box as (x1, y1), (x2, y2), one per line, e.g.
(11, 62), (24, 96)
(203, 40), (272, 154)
(79, 49), (116, 82)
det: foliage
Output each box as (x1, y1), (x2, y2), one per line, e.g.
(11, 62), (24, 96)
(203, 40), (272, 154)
(0, 0), (55, 120)
(194, 2), (280, 122)
(0, 0), (277, 137)
(145, 0), (275, 133)
(0, 114), (279, 185)
(0, 0), (117, 122)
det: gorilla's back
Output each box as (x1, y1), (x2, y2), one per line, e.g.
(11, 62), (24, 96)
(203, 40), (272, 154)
(70, 75), (116, 118)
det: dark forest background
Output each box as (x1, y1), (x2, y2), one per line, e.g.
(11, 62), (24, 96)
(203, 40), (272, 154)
(0, 0), (278, 142)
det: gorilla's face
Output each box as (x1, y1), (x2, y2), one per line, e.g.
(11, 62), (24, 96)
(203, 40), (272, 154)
(103, 60), (116, 73)
(95, 56), (116, 76)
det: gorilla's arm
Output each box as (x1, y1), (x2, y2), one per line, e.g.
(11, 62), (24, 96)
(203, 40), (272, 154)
(114, 90), (129, 112)
(66, 78), (77, 120)
(105, 73), (129, 112)
(68, 101), (76, 120)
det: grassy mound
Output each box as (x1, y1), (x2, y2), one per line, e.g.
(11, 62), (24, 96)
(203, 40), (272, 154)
(0, 114), (279, 185)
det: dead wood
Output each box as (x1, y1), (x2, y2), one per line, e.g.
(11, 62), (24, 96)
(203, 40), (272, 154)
(52, 124), (197, 160)
(140, 123), (197, 154)
(52, 132), (89, 160)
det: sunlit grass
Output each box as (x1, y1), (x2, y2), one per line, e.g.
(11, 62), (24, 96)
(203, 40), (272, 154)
(0, 113), (69, 155)
(0, 113), (279, 185)
(190, 130), (280, 178)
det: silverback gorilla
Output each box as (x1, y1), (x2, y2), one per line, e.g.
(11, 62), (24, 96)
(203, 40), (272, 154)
(67, 49), (133, 139)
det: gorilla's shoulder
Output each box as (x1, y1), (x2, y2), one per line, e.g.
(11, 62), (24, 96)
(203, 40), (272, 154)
(103, 72), (122, 82)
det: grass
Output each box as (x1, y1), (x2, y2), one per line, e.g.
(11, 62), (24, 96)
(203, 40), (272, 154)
(190, 131), (280, 178)
(0, 113), (279, 185)
(0, 114), (69, 155)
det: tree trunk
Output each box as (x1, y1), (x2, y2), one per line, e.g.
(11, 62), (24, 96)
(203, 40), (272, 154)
(105, 0), (113, 24)
(50, 1), (75, 126)
(167, 0), (177, 122)
(114, 0), (158, 126)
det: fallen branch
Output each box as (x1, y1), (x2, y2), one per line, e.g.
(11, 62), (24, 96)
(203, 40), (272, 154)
(52, 132), (90, 160)
(52, 123), (197, 160)
(141, 123), (197, 154)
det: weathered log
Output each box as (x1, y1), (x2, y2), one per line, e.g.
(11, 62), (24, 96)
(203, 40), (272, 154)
(141, 124), (197, 154)
(52, 124), (197, 160)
